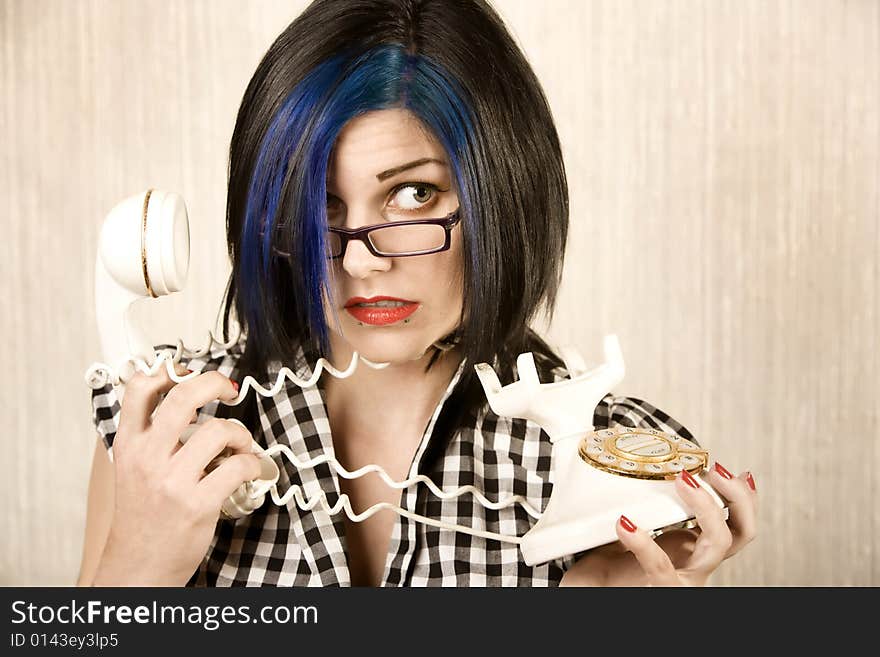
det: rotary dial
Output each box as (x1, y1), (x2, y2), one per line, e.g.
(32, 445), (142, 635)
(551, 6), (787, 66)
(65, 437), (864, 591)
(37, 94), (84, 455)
(578, 426), (709, 480)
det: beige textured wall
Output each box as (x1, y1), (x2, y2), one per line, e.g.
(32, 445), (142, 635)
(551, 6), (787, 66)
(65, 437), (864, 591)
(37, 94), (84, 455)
(1, 0), (876, 586)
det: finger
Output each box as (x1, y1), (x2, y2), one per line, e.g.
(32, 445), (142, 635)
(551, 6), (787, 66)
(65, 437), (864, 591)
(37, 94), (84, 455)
(117, 359), (193, 439)
(675, 469), (733, 574)
(198, 453), (263, 510)
(615, 515), (680, 586)
(170, 423), (195, 457)
(655, 528), (700, 568)
(224, 419), (260, 456)
(149, 371), (239, 453)
(706, 463), (758, 557)
(171, 418), (253, 481)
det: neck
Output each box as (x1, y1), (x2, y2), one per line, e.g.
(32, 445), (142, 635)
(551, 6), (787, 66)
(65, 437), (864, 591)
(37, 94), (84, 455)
(322, 342), (464, 442)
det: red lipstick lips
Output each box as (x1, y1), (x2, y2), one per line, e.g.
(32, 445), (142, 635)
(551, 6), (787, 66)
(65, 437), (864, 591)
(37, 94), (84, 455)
(344, 296), (420, 326)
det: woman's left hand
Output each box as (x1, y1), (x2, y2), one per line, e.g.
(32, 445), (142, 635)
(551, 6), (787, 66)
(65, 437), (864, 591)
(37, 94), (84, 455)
(560, 463), (758, 587)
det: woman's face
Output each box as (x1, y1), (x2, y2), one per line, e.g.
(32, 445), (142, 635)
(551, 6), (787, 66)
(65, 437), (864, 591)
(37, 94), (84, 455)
(323, 108), (463, 365)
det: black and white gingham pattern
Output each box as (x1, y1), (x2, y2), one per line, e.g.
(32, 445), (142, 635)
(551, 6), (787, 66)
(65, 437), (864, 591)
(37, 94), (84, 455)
(90, 337), (696, 586)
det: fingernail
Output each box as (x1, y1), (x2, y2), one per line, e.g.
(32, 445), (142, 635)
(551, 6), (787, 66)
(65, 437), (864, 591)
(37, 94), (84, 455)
(746, 472), (756, 491)
(619, 515), (637, 533)
(186, 369), (194, 375)
(230, 379), (239, 393)
(681, 469), (700, 489)
(714, 462), (734, 480)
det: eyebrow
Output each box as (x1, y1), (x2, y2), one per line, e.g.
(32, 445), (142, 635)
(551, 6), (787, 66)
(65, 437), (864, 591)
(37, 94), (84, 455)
(375, 157), (448, 181)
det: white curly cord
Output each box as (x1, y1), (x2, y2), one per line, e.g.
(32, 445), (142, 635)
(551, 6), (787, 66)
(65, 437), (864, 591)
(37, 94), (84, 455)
(83, 323), (389, 390)
(259, 444), (541, 519)
(84, 328), (536, 542)
(262, 444), (523, 544)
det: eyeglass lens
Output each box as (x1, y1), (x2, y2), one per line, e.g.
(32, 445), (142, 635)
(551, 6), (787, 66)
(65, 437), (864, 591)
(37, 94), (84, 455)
(327, 223), (447, 257)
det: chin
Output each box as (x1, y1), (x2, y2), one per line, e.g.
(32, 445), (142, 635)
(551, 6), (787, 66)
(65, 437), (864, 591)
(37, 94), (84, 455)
(331, 325), (437, 365)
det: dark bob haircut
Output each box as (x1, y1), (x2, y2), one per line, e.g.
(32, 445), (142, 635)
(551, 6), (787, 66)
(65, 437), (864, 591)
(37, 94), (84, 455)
(218, 0), (569, 451)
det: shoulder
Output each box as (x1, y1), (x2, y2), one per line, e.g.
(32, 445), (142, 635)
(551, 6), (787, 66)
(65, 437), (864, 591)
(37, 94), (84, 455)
(591, 393), (697, 443)
(89, 334), (246, 456)
(535, 347), (697, 444)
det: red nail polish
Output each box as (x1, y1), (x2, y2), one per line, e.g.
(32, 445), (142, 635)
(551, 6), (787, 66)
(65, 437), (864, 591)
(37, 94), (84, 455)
(230, 379), (239, 392)
(186, 369), (194, 374)
(619, 515), (637, 533)
(714, 462), (734, 480)
(681, 469), (700, 489)
(746, 472), (756, 491)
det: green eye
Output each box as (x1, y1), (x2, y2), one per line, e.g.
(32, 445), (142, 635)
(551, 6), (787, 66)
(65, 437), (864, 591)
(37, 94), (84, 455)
(391, 183), (438, 211)
(411, 185), (433, 203)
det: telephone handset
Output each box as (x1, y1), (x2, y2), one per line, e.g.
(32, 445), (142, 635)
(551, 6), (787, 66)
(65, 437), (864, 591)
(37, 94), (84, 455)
(86, 189), (281, 518)
(86, 189), (726, 565)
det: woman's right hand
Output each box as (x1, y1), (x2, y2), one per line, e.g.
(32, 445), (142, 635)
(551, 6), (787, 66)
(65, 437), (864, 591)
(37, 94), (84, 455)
(92, 364), (261, 586)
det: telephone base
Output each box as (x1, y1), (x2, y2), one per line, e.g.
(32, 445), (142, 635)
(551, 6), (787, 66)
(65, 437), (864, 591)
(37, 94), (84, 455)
(519, 464), (727, 566)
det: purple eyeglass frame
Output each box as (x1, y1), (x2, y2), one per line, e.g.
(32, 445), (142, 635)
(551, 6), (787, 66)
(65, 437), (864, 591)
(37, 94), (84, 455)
(326, 207), (461, 259)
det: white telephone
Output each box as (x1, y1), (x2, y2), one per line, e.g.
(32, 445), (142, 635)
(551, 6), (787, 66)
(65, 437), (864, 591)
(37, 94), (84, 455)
(86, 189), (726, 567)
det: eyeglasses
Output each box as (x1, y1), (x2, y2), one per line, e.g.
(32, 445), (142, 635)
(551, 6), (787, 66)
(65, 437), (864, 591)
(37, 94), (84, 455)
(325, 208), (461, 259)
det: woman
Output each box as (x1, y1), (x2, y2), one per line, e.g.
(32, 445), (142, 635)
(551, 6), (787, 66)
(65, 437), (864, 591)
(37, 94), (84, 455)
(81, 0), (757, 587)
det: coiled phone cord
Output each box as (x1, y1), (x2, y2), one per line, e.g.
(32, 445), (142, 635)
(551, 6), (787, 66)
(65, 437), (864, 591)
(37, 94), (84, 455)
(85, 334), (541, 541)
(260, 443), (524, 544)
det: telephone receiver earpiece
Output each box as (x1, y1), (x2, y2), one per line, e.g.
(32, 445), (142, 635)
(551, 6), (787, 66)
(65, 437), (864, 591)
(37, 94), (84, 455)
(94, 189), (190, 393)
(93, 189), (279, 519)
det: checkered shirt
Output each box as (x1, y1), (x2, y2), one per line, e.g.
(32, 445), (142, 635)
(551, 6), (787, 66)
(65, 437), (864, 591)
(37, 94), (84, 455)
(89, 335), (696, 586)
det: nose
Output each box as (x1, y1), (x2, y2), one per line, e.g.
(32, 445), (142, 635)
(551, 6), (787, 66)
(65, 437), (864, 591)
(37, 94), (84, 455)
(340, 237), (392, 279)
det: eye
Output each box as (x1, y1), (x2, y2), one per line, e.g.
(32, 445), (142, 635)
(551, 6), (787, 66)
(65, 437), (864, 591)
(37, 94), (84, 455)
(389, 183), (439, 212)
